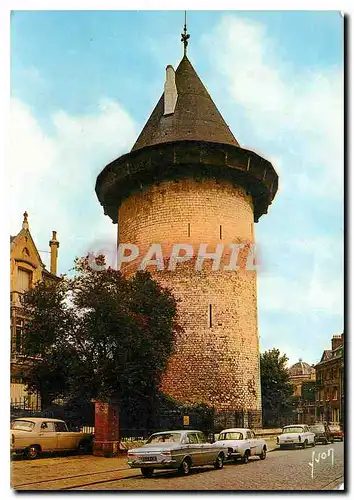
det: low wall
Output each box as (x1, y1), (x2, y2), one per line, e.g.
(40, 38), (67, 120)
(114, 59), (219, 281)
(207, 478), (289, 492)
(254, 428), (282, 439)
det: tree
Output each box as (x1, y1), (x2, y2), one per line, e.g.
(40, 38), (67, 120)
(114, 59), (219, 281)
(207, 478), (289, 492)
(22, 255), (182, 425)
(301, 381), (316, 402)
(21, 279), (75, 408)
(260, 348), (295, 427)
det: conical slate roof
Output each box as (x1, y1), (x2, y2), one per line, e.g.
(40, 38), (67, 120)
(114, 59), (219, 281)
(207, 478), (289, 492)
(132, 56), (239, 152)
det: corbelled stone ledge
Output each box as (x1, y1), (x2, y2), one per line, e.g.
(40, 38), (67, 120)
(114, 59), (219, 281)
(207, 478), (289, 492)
(96, 140), (278, 223)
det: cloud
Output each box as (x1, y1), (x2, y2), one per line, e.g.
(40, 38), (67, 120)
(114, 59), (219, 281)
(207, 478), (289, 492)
(259, 273), (342, 318)
(9, 99), (55, 179)
(202, 15), (344, 200)
(9, 96), (137, 274)
(258, 234), (343, 317)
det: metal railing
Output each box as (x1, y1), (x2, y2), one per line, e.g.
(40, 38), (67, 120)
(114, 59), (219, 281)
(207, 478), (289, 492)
(10, 397), (41, 412)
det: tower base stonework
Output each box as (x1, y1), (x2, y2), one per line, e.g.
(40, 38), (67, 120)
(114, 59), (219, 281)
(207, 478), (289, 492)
(213, 410), (262, 431)
(92, 400), (120, 457)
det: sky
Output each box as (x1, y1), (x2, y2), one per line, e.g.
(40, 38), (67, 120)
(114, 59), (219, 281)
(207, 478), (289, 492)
(7, 7), (344, 367)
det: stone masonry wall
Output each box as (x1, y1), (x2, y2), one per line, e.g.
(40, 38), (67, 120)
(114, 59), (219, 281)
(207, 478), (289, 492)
(118, 177), (262, 413)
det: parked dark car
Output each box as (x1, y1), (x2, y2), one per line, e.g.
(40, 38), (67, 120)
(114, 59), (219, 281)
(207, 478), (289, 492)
(328, 424), (344, 442)
(309, 423), (334, 444)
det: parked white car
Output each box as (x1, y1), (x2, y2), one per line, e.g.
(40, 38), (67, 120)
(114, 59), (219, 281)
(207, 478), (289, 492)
(277, 425), (315, 449)
(11, 417), (93, 459)
(213, 428), (267, 463)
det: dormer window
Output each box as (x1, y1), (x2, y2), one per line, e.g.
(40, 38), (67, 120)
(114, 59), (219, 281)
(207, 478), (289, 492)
(164, 65), (178, 115)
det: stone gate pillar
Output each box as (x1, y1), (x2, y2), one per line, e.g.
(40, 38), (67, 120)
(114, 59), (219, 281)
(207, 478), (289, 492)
(93, 400), (119, 457)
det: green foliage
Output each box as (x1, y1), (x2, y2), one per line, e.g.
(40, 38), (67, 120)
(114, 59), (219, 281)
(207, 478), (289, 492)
(21, 279), (75, 407)
(301, 381), (316, 402)
(22, 255), (182, 418)
(260, 348), (295, 426)
(135, 393), (215, 433)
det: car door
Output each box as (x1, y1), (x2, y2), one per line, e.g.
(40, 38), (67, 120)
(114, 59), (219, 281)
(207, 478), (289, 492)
(246, 430), (257, 456)
(55, 421), (76, 450)
(250, 430), (261, 454)
(303, 425), (312, 444)
(196, 431), (215, 464)
(38, 421), (57, 451)
(185, 432), (202, 465)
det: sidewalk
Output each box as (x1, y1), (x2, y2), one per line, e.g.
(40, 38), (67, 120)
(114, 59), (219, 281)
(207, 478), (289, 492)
(264, 438), (277, 452)
(12, 454), (134, 490)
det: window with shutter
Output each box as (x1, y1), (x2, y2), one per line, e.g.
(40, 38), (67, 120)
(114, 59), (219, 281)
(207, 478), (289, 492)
(17, 268), (32, 292)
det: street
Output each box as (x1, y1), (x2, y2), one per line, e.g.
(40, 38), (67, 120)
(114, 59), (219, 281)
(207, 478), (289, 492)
(11, 441), (344, 491)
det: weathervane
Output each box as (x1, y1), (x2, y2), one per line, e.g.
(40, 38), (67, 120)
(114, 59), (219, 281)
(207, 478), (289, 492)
(181, 11), (190, 56)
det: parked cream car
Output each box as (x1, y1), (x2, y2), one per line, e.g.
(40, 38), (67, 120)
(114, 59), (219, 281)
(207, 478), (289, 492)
(277, 424), (315, 449)
(213, 428), (267, 463)
(11, 417), (93, 459)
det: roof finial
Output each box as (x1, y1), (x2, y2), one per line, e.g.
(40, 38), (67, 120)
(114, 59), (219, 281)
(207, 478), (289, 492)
(181, 10), (190, 57)
(22, 211), (29, 230)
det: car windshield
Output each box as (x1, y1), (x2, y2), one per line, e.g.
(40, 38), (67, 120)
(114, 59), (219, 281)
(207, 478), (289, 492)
(310, 425), (325, 432)
(218, 432), (243, 440)
(146, 433), (181, 444)
(329, 425), (341, 431)
(11, 420), (35, 431)
(282, 427), (304, 434)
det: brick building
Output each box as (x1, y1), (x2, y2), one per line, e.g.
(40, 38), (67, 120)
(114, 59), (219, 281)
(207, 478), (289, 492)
(96, 31), (278, 427)
(10, 212), (60, 407)
(315, 334), (344, 425)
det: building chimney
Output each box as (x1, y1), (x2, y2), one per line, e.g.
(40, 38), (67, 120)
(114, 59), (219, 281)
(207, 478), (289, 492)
(164, 65), (178, 115)
(49, 230), (59, 275)
(22, 211), (29, 230)
(331, 333), (343, 352)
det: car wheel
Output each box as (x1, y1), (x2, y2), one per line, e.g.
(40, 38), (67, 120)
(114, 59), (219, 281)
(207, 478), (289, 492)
(25, 445), (40, 460)
(243, 451), (250, 464)
(324, 438), (328, 445)
(78, 440), (91, 454)
(259, 448), (266, 460)
(302, 440), (308, 449)
(311, 441), (315, 447)
(141, 468), (154, 478)
(214, 453), (224, 469)
(179, 458), (191, 475)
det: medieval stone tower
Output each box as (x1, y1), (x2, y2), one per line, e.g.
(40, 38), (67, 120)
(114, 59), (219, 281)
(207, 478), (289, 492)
(96, 24), (278, 428)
